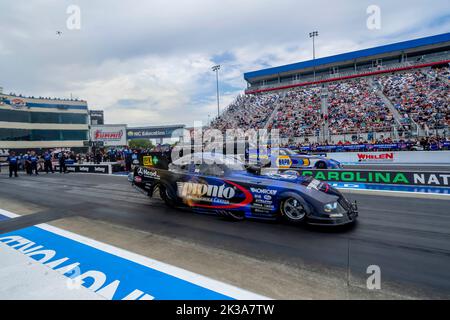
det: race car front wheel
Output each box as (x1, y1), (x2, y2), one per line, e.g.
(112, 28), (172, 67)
(281, 197), (307, 223)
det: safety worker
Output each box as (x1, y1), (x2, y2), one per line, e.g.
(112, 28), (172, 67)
(7, 151), (19, 178)
(29, 151), (39, 175)
(95, 151), (102, 164)
(124, 147), (132, 172)
(23, 151), (31, 175)
(44, 151), (54, 174)
(108, 148), (117, 162)
(59, 152), (67, 173)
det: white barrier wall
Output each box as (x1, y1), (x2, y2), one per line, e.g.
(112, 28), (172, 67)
(328, 151), (450, 165)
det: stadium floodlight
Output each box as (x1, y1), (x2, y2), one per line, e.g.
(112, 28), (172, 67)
(212, 65), (221, 117)
(309, 31), (319, 81)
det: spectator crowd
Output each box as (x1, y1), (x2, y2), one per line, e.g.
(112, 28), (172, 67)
(379, 69), (449, 131)
(210, 66), (449, 139)
(288, 135), (449, 152)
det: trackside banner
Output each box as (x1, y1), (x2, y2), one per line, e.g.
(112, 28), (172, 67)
(55, 164), (111, 174)
(325, 151), (450, 165)
(90, 125), (127, 147)
(298, 170), (450, 187)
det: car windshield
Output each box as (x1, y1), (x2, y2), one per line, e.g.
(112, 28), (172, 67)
(171, 153), (246, 172)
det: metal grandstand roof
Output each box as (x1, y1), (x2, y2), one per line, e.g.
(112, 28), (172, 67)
(244, 32), (450, 81)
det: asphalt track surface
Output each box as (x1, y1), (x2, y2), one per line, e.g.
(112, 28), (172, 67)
(0, 171), (449, 299)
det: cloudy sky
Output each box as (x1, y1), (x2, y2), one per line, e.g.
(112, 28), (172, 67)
(0, 0), (449, 127)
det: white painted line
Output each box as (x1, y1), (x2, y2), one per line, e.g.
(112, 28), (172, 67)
(0, 208), (270, 300)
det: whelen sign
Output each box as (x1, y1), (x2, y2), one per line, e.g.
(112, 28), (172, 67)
(357, 152), (395, 162)
(90, 125), (127, 147)
(328, 151), (450, 165)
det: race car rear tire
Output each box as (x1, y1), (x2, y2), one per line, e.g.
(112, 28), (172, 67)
(159, 184), (177, 208)
(280, 196), (307, 223)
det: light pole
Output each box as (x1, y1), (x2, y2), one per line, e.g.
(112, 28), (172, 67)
(212, 65), (221, 117)
(309, 31), (319, 81)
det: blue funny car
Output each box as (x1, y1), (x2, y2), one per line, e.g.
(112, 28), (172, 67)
(130, 152), (357, 226)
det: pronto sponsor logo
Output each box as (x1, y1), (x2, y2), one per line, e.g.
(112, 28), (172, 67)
(178, 182), (236, 199)
(357, 153), (394, 162)
(177, 180), (253, 209)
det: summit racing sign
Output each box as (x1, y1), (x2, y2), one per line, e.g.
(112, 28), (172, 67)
(90, 125), (127, 146)
(10, 98), (27, 109)
(298, 170), (450, 187)
(94, 130), (123, 141)
(177, 180), (253, 209)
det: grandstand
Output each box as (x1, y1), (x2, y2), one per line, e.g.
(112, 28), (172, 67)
(211, 33), (450, 143)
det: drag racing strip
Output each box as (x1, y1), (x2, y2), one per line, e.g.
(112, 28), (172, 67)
(1, 173), (450, 299)
(0, 209), (269, 300)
